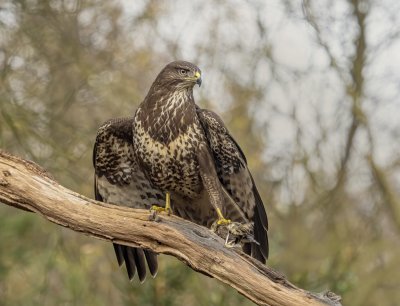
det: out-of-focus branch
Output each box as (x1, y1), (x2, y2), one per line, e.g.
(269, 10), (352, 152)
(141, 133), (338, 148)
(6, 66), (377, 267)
(336, 0), (368, 188)
(304, 0), (369, 193)
(302, 0), (347, 82)
(368, 155), (400, 233)
(0, 150), (342, 306)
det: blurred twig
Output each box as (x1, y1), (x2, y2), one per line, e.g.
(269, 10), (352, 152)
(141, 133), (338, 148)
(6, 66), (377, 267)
(368, 155), (400, 234)
(303, 0), (369, 194)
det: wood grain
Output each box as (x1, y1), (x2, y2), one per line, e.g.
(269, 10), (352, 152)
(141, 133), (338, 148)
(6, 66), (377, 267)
(0, 150), (341, 306)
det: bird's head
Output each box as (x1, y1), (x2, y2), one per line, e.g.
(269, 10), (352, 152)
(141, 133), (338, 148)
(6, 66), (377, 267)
(154, 61), (202, 90)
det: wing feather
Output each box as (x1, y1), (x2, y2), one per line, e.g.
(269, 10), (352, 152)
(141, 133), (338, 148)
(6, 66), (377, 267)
(93, 117), (161, 281)
(196, 107), (269, 262)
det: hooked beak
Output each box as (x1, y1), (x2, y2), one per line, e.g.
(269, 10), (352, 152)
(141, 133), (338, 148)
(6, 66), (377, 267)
(195, 71), (202, 87)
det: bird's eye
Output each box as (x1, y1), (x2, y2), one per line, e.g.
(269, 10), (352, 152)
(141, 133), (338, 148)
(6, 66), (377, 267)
(178, 69), (187, 75)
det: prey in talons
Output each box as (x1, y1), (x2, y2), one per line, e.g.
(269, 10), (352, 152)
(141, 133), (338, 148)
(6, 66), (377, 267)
(211, 220), (257, 248)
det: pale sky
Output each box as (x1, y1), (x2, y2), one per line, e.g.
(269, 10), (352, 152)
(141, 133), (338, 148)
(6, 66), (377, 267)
(118, 1), (399, 188)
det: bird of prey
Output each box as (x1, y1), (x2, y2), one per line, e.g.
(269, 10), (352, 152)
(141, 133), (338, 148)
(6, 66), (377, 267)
(93, 61), (268, 282)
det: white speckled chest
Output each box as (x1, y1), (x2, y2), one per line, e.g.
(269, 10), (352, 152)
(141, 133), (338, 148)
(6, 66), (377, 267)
(133, 120), (204, 198)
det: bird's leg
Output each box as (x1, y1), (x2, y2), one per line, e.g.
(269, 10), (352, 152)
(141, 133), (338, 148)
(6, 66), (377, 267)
(216, 208), (231, 225)
(197, 145), (231, 226)
(164, 191), (172, 214)
(150, 192), (172, 215)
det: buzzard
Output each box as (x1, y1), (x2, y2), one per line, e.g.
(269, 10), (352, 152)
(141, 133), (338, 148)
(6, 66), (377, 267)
(93, 61), (268, 282)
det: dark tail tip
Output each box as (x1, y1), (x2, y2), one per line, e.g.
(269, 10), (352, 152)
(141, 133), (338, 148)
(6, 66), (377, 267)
(113, 244), (159, 282)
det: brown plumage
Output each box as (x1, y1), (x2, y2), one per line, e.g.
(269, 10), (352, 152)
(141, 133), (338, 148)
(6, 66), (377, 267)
(93, 61), (268, 282)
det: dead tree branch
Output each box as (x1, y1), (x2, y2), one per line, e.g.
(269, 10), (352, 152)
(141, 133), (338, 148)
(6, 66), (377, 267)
(0, 150), (341, 306)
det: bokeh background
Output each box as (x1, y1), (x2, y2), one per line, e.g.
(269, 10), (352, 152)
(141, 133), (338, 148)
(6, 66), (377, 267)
(1, 1), (399, 305)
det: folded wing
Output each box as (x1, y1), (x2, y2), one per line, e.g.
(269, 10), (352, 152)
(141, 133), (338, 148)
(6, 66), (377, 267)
(196, 108), (269, 263)
(93, 117), (164, 282)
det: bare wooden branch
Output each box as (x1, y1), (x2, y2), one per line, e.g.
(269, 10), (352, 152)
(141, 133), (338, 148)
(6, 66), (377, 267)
(0, 150), (341, 306)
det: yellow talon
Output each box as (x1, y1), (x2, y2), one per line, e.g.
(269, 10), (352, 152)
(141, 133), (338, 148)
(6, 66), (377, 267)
(216, 208), (231, 225)
(150, 205), (166, 213)
(150, 192), (172, 215)
(217, 218), (231, 225)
